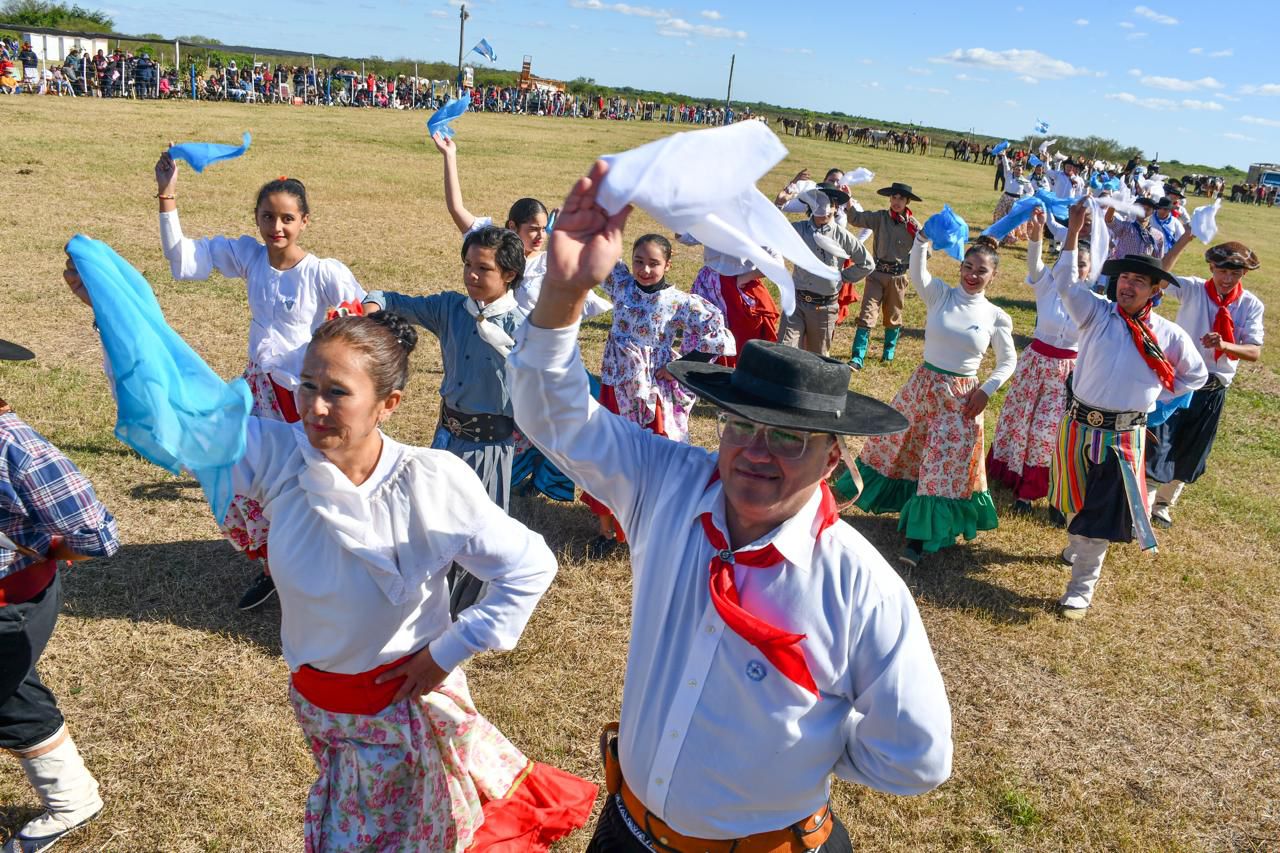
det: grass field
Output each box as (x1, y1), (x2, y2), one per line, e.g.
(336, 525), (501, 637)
(1, 97), (1277, 852)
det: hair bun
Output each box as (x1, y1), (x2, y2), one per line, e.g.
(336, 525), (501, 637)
(974, 234), (1000, 252)
(372, 311), (419, 354)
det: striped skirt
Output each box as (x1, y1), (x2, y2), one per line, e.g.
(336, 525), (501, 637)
(1049, 417), (1157, 549)
(986, 344), (1075, 501)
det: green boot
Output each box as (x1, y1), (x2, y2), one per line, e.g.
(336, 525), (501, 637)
(849, 327), (870, 370)
(882, 326), (902, 363)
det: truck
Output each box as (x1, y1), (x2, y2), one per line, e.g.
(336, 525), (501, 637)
(1246, 163), (1280, 186)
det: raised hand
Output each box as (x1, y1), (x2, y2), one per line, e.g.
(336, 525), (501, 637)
(155, 143), (176, 194)
(1066, 199), (1088, 234)
(545, 159), (632, 291)
(431, 131), (456, 157)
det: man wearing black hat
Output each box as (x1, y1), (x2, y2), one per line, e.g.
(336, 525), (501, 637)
(510, 161), (952, 851)
(1048, 205), (1206, 619)
(1, 339), (120, 851)
(845, 182), (922, 369)
(779, 183), (873, 357)
(1105, 196), (1166, 260)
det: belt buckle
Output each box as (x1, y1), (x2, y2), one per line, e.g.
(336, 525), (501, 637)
(1086, 409), (1105, 428)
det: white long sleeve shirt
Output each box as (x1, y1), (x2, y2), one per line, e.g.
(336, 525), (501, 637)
(159, 210), (365, 390)
(1025, 240), (1080, 351)
(231, 419), (556, 674)
(1047, 169), (1086, 200)
(508, 321), (952, 838)
(909, 241), (1017, 397)
(1167, 276), (1265, 387)
(1056, 278), (1207, 412)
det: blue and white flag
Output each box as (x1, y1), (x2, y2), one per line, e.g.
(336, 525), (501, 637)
(471, 38), (496, 62)
(1034, 119), (1050, 134)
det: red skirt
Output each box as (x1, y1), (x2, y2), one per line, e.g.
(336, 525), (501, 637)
(717, 274), (780, 367)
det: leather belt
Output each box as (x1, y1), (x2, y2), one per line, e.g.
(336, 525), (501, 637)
(1067, 401), (1146, 431)
(796, 290), (837, 306)
(1202, 374), (1226, 392)
(874, 260), (908, 275)
(1004, 191), (1021, 198)
(439, 403), (515, 442)
(598, 723), (834, 853)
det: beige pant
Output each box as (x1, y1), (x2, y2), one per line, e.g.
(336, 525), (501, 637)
(857, 271), (908, 330)
(779, 298), (839, 355)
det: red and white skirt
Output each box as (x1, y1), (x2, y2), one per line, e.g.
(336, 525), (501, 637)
(987, 340), (1076, 501)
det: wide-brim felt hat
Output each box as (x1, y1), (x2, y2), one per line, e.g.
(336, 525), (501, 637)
(876, 182), (922, 202)
(815, 182), (851, 207)
(0, 339), (33, 361)
(1154, 197), (1174, 210)
(1100, 254), (1178, 288)
(1134, 196), (1158, 208)
(667, 340), (907, 437)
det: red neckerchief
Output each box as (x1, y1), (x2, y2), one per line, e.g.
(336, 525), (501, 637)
(889, 206), (918, 238)
(698, 473), (838, 696)
(1117, 301), (1176, 391)
(1204, 278), (1242, 361)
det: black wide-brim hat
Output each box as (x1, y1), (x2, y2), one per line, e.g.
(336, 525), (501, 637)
(667, 340), (907, 437)
(0, 339), (34, 361)
(1100, 254), (1177, 288)
(876, 182), (922, 202)
(815, 182), (851, 207)
(1134, 196), (1158, 208)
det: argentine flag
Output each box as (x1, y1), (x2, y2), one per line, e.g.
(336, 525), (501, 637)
(471, 38), (497, 62)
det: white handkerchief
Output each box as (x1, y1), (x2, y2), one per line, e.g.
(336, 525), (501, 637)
(597, 121), (837, 315)
(1190, 198), (1221, 244)
(810, 228), (850, 261)
(1038, 138), (1057, 158)
(1085, 196), (1109, 281)
(840, 167), (875, 187)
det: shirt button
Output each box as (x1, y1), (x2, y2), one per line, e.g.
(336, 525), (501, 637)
(655, 777), (664, 785)
(670, 730), (679, 739)
(687, 679), (697, 687)
(705, 625), (715, 634)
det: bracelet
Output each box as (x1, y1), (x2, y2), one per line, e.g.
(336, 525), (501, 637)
(155, 193), (175, 200)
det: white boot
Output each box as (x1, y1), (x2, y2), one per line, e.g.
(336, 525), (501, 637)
(6, 729), (102, 853)
(1059, 534), (1110, 617)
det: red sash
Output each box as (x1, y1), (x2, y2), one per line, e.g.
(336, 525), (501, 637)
(291, 653), (413, 715)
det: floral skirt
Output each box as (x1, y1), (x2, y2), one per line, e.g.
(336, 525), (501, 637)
(221, 360), (293, 559)
(987, 345), (1075, 501)
(991, 193), (1026, 245)
(290, 668), (596, 852)
(852, 365), (997, 552)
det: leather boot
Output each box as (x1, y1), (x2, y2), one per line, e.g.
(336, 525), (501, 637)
(882, 326), (902, 363)
(848, 327), (870, 370)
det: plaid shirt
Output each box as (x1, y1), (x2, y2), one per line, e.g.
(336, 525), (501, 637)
(1, 411), (119, 581)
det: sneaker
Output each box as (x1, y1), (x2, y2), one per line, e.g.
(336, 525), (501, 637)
(1011, 499), (1033, 516)
(847, 358), (864, 372)
(4, 806), (102, 853)
(586, 535), (620, 560)
(898, 544), (923, 568)
(1057, 604), (1088, 621)
(237, 571), (277, 611)
(1151, 502), (1172, 529)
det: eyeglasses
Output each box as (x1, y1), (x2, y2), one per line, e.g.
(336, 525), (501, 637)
(716, 413), (821, 460)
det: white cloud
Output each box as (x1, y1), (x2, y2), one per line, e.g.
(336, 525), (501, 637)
(1075, 18), (1088, 25)
(859, 58), (873, 65)
(1133, 5), (1178, 24)
(935, 47), (1093, 81)
(1119, 21), (1135, 28)
(1003, 99), (1019, 107)
(1017, 75), (1038, 84)
(860, 81), (881, 89)
(1209, 48), (1233, 58)
(1141, 75), (1223, 92)
(1127, 31), (1149, 40)
(1128, 67), (1143, 76)
(955, 73), (989, 82)
(570, 0), (670, 17)
(1188, 46), (1203, 54)
(1242, 115), (1280, 127)
(927, 87), (950, 95)
(906, 66), (930, 75)
(1105, 92), (1224, 111)
(1223, 132), (1256, 141)
(657, 16), (746, 38)
(798, 48), (813, 55)
(699, 9), (721, 19)
(1213, 92), (1240, 102)
(429, 8), (446, 15)
(1241, 83), (1280, 96)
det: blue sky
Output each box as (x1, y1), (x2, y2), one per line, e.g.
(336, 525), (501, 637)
(106, 0), (1277, 169)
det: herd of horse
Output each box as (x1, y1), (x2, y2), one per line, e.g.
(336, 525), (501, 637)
(775, 117), (931, 155)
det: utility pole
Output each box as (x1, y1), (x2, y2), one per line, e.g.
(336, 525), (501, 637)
(456, 3), (469, 93)
(724, 53), (735, 124)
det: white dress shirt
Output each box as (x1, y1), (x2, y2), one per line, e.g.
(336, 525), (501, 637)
(1025, 241), (1080, 351)
(508, 322), (952, 838)
(160, 211), (365, 390)
(1057, 278), (1207, 412)
(231, 419), (557, 674)
(910, 241), (1017, 397)
(1048, 169), (1086, 200)
(1167, 276), (1265, 387)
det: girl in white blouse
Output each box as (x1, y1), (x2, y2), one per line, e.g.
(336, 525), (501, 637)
(153, 149), (366, 609)
(849, 234), (1017, 567)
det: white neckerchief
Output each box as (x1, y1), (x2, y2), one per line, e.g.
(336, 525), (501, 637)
(809, 223), (850, 261)
(463, 290), (518, 357)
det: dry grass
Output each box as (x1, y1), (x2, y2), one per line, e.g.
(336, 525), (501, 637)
(1, 97), (1278, 852)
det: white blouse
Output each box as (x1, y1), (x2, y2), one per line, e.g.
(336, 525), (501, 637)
(910, 241), (1017, 397)
(230, 419), (557, 674)
(1025, 240), (1080, 351)
(159, 210), (365, 390)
